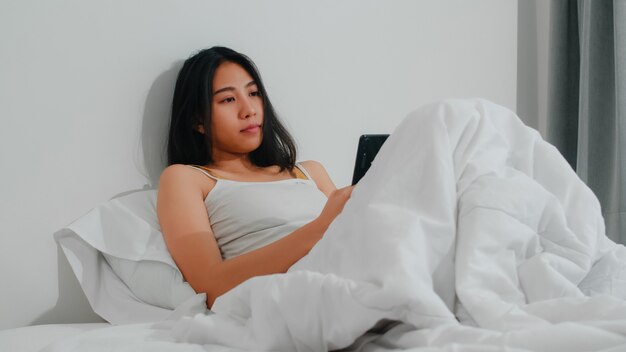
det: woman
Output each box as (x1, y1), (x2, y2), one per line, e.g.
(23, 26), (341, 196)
(157, 46), (355, 308)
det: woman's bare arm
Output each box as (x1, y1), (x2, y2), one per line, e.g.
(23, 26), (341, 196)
(157, 164), (339, 308)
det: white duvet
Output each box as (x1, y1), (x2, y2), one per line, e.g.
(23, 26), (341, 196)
(45, 98), (626, 352)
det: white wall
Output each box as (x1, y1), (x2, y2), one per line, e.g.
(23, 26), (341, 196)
(517, 0), (551, 133)
(0, 0), (517, 329)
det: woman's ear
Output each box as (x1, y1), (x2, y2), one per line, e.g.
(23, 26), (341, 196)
(195, 124), (205, 134)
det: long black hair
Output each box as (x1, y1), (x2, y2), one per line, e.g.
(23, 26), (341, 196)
(167, 46), (297, 172)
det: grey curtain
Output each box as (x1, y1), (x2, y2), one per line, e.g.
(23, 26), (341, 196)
(547, 0), (626, 243)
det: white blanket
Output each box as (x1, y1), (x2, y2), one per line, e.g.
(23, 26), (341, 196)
(45, 98), (626, 352)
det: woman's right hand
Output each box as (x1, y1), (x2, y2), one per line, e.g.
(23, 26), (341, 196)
(316, 185), (355, 229)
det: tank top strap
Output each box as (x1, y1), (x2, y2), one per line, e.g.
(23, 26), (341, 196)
(186, 165), (219, 181)
(294, 162), (313, 181)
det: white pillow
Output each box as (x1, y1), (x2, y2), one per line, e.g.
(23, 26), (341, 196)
(102, 255), (196, 310)
(54, 189), (208, 325)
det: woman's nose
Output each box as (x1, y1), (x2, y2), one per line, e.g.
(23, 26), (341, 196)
(240, 96), (256, 119)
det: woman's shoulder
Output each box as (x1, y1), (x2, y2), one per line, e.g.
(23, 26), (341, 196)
(298, 160), (321, 168)
(298, 160), (337, 197)
(160, 163), (203, 181)
(159, 164), (216, 199)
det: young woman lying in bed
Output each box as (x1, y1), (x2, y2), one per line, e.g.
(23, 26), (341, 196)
(157, 46), (355, 308)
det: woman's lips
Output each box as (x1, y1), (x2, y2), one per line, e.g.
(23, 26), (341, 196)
(241, 125), (260, 133)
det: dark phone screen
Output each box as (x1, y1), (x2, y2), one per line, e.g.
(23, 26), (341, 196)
(351, 134), (389, 185)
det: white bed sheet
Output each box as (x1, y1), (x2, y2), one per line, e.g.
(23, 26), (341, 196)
(0, 323), (110, 352)
(41, 322), (255, 352)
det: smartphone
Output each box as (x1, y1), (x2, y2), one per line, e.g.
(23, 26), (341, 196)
(351, 134), (389, 185)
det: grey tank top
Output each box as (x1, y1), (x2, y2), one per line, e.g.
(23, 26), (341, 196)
(185, 163), (328, 260)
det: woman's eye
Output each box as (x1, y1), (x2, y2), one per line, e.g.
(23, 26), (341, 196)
(250, 91), (262, 97)
(222, 97), (235, 103)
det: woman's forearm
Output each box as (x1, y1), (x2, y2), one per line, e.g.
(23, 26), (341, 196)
(206, 218), (328, 307)
(170, 218), (329, 309)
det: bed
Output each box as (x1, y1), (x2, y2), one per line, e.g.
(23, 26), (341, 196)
(0, 323), (110, 352)
(6, 99), (626, 352)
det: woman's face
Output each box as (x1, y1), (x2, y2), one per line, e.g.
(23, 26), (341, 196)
(206, 61), (264, 158)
